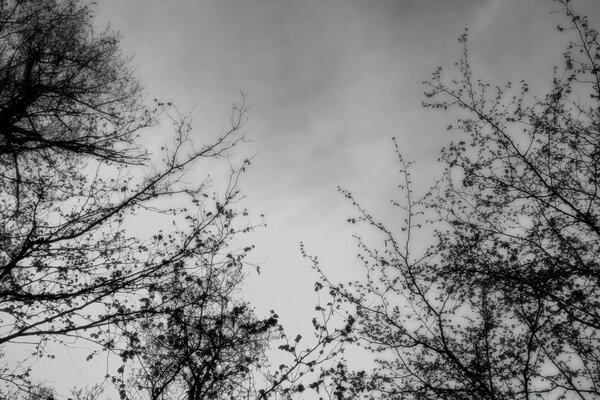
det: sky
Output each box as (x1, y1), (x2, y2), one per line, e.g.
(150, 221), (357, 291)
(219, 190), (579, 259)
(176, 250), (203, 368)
(20, 0), (600, 396)
(96, 0), (598, 361)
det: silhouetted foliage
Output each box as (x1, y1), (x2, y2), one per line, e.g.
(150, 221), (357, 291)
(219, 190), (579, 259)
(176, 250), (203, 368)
(311, 1), (600, 399)
(120, 267), (278, 400)
(3, 383), (55, 400)
(0, 0), (275, 398)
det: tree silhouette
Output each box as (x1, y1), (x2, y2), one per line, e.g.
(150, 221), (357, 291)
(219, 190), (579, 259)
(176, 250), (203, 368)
(0, 0), (269, 397)
(312, 1), (600, 399)
(120, 264), (278, 400)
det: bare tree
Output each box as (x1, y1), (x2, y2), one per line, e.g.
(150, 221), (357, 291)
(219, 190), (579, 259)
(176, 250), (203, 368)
(312, 1), (600, 399)
(0, 0), (266, 397)
(121, 262), (278, 400)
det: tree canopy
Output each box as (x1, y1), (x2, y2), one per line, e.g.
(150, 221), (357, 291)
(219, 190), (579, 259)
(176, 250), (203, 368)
(0, 0), (277, 398)
(311, 0), (600, 399)
(6, 0), (600, 399)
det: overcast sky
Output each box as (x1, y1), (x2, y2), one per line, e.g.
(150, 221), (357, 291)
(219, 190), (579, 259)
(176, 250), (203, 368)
(32, 0), (600, 395)
(92, 0), (600, 329)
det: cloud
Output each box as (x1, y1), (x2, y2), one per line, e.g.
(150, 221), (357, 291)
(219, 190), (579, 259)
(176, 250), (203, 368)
(471, 0), (506, 35)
